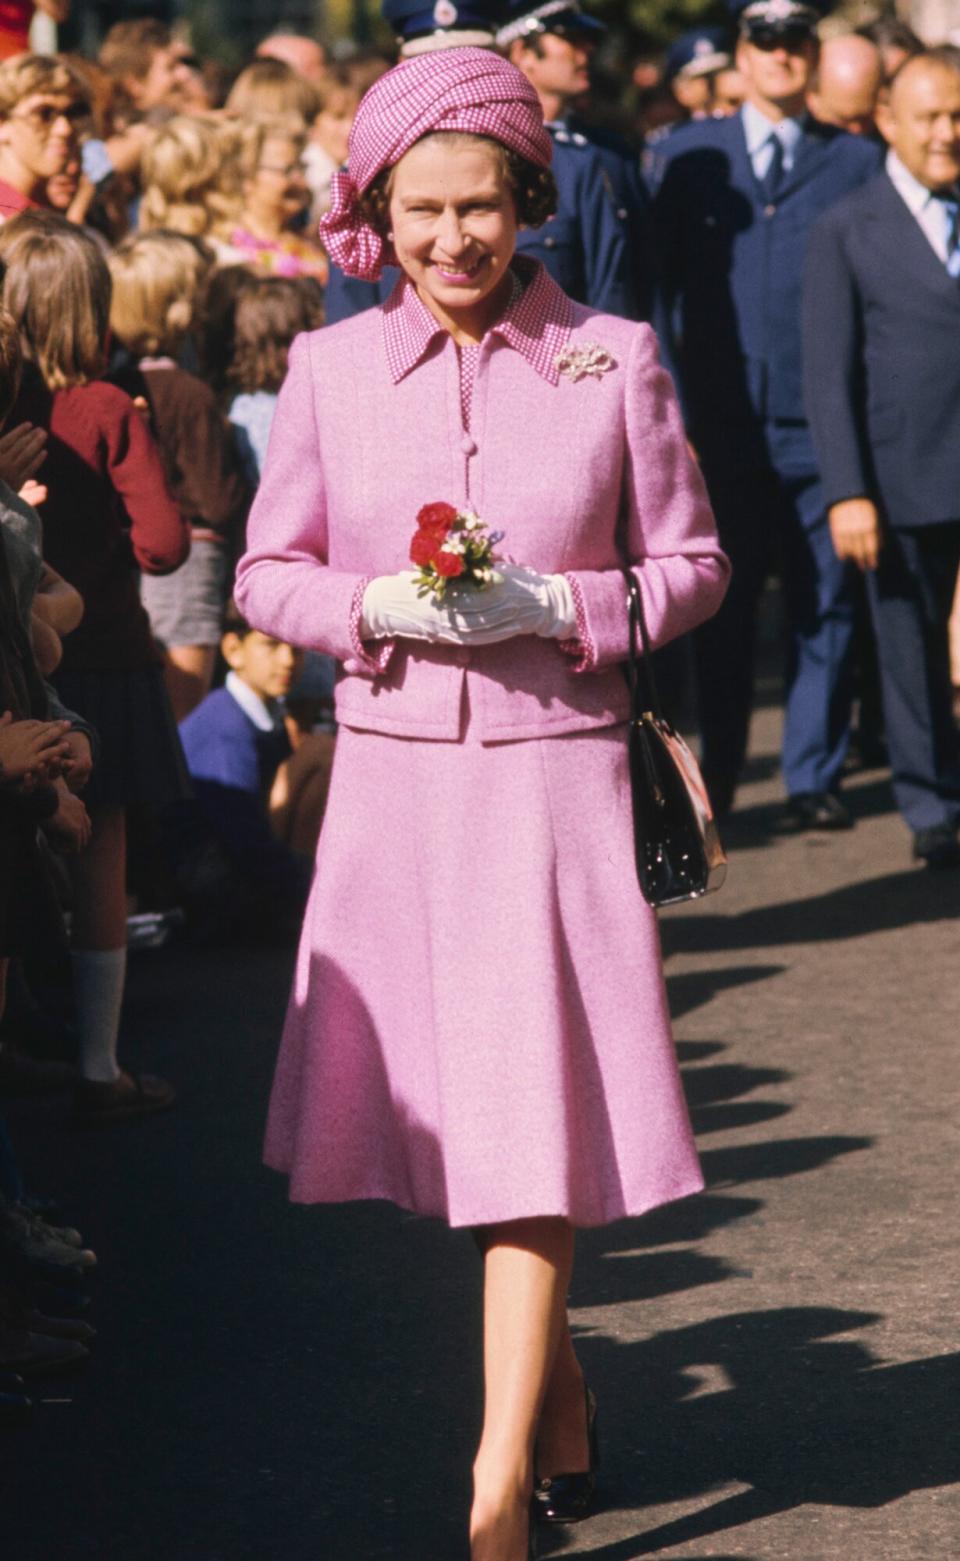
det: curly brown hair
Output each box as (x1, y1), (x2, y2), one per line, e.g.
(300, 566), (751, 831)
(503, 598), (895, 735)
(357, 132), (557, 245)
(227, 276), (324, 395)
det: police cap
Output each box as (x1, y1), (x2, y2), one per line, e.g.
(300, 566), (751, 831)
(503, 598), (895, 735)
(382, 0), (508, 52)
(497, 0), (606, 48)
(665, 26), (733, 82)
(728, 0), (829, 46)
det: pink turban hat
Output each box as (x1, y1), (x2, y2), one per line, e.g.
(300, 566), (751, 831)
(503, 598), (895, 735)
(318, 47), (552, 281)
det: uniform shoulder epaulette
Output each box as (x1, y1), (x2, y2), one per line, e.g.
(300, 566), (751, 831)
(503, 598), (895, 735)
(549, 124), (589, 149)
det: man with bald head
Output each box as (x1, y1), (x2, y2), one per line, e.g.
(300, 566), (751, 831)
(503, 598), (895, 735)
(256, 31), (327, 87)
(804, 48), (960, 866)
(808, 33), (883, 135)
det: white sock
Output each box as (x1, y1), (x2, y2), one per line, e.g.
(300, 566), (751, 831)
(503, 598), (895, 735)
(71, 949), (126, 1083)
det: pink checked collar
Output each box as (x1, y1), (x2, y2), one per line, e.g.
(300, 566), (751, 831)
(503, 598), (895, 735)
(381, 257), (575, 388)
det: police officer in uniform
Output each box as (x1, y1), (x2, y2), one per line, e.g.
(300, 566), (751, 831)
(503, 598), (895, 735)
(324, 0), (639, 323)
(665, 26), (736, 121)
(499, 0), (646, 316)
(650, 0), (883, 826)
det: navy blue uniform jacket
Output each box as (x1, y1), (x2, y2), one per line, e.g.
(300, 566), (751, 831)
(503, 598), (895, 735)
(649, 112), (882, 463)
(803, 170), (960, 530)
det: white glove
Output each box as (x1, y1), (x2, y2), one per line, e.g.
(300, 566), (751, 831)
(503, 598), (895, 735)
(361, 567), (577, 645)
(484, 564), (577, 641)
(361, 572), (471, 642)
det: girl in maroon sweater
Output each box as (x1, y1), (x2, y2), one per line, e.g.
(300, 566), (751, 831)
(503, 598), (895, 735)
(0, 211), (190, 1122)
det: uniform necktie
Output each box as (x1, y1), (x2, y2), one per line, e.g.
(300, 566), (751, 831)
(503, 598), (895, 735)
(759, 131), (784, 203)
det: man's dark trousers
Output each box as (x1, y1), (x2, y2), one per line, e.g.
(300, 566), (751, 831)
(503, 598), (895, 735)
(865, 524), (960, 831)
(695, 424), (856, 807)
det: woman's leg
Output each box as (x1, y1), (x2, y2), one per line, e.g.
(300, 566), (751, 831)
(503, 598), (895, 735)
(164, 645), (217, 724)
(534, 1313), (591, 1478)
(470, 1216), (574, 1561)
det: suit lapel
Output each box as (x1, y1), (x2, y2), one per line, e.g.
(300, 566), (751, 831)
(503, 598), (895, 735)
(869, 171), (960, 298)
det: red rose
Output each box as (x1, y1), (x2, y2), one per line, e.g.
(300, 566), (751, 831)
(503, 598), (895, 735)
(434, 550), (465, 578)
(409, 529), (439, 566)
(417, 502), (458, 536)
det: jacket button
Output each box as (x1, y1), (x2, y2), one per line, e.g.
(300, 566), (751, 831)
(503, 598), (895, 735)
(461, 434), (477, 455)
(764, 203), (776, 217)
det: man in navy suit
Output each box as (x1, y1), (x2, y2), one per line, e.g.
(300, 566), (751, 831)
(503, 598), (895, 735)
(650, 0), (883, 827)
(803, 48), (960, 868)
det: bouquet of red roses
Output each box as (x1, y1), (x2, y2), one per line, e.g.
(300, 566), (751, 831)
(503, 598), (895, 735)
(409, 502), (504, 602)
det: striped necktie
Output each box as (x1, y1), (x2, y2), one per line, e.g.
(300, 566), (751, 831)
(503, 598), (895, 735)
(931, 189), (960, 277)
(942, 197), (960, 279)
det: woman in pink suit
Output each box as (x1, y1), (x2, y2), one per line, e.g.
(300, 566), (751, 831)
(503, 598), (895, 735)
(234, 48), (729, 1561)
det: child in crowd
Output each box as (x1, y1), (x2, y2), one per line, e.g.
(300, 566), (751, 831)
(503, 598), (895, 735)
(226, 274), (322, 484)
(227, 116), (327, 282)
(193, 264), (258, 406)
(108, 230), (250, 720)
(225, 274), (335, 837)
(171, 601), (313, 942)
(304, 66), (360, 222)
(138, 114), (241, 261)
(0, 210), (190, 1124)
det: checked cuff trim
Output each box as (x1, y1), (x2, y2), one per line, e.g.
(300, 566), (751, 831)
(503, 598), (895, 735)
(347, 577), (396, 676)
(558, 573), (597, 673)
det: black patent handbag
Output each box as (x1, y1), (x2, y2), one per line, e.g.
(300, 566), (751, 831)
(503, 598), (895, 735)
(624, 572), (727, 908)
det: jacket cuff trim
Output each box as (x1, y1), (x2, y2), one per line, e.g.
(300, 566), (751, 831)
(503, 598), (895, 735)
(558, 572), (597, 673)
(346, 577), (395, 676)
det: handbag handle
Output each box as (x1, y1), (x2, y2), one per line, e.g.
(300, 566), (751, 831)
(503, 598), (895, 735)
(623, 570), (664, 724)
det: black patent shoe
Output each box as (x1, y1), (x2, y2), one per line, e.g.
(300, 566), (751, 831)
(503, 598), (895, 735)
(532, 1384), (599, 1525)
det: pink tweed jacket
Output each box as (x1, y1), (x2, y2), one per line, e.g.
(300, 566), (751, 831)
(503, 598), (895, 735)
(234, 280), (730, 741)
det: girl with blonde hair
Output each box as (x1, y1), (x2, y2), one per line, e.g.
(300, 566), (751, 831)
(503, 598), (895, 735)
(223, 57), (320, 123)
(226, 115), (327, 281)
(0, 211), (189, 1124)
(109, 230), (249, 720)
(139, 113), (241, 259)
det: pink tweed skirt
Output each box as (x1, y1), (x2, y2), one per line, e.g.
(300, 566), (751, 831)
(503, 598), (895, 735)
(263, 717), (703, 1228)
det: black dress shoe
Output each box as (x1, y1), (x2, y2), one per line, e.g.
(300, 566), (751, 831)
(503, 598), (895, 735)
(779, 791), (853, 833)
(912, 825), (960, 869)
(532, 1385), (599, 1525)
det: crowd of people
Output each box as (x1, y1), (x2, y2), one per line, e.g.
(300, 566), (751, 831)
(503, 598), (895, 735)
(0, 0), (957, 1460)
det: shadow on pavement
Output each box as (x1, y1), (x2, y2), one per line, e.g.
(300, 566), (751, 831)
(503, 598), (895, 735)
(666, 965), (787, 1020)
(555, 1306), (960, 1558)
(662, 869), (960, 953)
(700, 1134), (872, 1188)
(689, 1099), (791, 1135)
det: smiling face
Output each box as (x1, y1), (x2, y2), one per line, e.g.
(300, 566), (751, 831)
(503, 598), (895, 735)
(388, 135), (519, 341)
(878, 58), (960, 191)
(0, 91), (87, 193)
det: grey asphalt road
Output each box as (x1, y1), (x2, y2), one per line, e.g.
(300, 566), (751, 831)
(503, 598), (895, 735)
(2, 696), (959, 1561)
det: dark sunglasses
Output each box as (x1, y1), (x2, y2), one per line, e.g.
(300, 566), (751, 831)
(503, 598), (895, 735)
(13, 101), (89, 132)
(746, 24), (812, 50)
